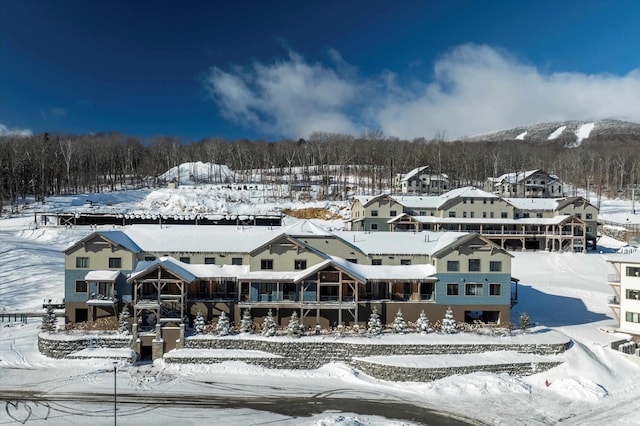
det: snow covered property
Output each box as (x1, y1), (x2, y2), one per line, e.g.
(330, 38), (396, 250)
(63, 220), (517, 360)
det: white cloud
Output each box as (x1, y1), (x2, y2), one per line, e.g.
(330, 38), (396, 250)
(40, 107), (67, 121)
(204, 44), (640, 140)
(0, 123), (32, 137)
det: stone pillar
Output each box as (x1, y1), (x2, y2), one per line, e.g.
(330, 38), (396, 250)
(175, 324), (185, 350)
(131, 323), (141, 360)
(152, 323), (164, 360)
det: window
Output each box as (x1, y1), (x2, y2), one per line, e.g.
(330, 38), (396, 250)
(76, 257), (89, 268)
(108, 257), (122, 268)
(470, 212), (475, 218)
(294, 259), (307, 270)
(390, 210), (397, 217)
(463, 212), (467, 218)
(447, 261), (459, 272)
(371, 259), (382, 265)
(482, 212), (487, 218)
(586, 213), (593, 220)
(575, 213), (581, 219)
(75, 280), (87, 293)
(371, 223), (378, 230)
(400, 259), (412, 265)
(371, 210), (379, 217)
(449, 211), (456, 218)
(626, 267), (640, 277)
(232, 257), (243, 265)
(501, 212), (508, 219)
(144, 256), (156, 261)
(536, 213), (543, 218)
(261, 259), (274, 270)
(626, 311), (640, 323)
(465, 283), (483, 296)
(489, 261), (502, 272)
(204, 257), (215, 264)
(489, 283), (501, 296)
(490, 212), (494, 218)
(468, 259), (481, 272)
(346, 258), (358, 264)
(463, 198), (467, 204)
(626, 289), (640, 300)
(446, 283), (459, 296)
(179, 257), (190, 264)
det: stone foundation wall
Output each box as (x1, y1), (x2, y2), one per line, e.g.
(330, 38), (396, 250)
(38, 332), (132, 359)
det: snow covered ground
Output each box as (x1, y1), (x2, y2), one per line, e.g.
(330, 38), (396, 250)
(2, 185), (640, 425)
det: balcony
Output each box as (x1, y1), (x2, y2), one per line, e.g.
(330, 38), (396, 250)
(608, 296), (620, 306)
(86, 294), (118, 306)
(608, 274), (621, 284)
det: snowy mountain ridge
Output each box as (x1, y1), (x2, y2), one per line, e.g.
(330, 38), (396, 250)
(466, 119), (640, 147)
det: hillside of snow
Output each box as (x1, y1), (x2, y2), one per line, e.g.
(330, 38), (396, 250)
(466, 119), (640, 146)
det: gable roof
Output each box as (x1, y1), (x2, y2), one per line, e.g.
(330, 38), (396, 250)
(401, 165), (430, 182)
(392, 186), (500, 210)
(64, 230), (143, 255)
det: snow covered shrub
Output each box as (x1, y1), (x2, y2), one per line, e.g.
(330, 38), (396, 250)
(367, 307), (382, 335)
(441, 307), (457, 334)
(261, 309), (277, 337)
(393, 309), (407, 334)
(215, 311), (232, 336)
(194, 311), (205, 335)
(416, 310), (430, 334)
(41, 306), (58, 333)
(519, 312), (530, 333)
(287, 311), (302, 338)
(239, 308), (253, 333)
(118, 305), (131, 334)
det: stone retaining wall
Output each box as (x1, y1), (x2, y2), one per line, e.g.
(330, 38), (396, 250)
(38, 332), (132, 359)
(184, 337), (571, 369)
(351, 359), (563, 382)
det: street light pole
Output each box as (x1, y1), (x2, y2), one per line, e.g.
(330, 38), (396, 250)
(113, 361), (117, 426)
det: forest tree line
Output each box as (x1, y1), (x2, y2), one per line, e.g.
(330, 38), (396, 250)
(1, 130), (640, 212)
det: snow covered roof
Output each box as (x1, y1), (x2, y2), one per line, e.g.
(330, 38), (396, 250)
(492, 170), (541, 184)
(97, 230), (143, 253)
(332, 230), (467, 256)
(128, 256), (249, 282)
(392, 186), (499, 210)
(122, 224), (280, 253)
(400, 165), (430, 182)
(84, 270), (120, 281)
(329, 256), (436, 281)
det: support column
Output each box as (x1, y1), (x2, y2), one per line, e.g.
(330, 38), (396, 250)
(131, 323), (141, 360)
(152, 323), (164, 360)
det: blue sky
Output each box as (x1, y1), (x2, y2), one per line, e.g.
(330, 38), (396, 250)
(2, 0), (640, 141)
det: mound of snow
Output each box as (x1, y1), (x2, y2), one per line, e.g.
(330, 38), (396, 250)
(548, 377), (608, 401)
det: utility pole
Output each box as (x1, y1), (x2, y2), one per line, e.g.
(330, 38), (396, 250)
(113, 361), (117, 425)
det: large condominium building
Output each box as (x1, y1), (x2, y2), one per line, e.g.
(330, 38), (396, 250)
(63, 221), (517, 359)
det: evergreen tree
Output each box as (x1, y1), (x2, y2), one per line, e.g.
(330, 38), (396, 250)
(262, 309), (277, 337)
(194, 311), (205, 335)
(441, 306), (457, 334)
(239, 308), (253, 333)
(416, 310), (430, 334)
(118, 305), (130, 334)
(215, 311), (231, 336)
(41, 306), (57, 333)
(393, 309), (407, 334)
(519, 312), (531, 333)
(287, 311), (302, 338)
(367, 307), (382, 335)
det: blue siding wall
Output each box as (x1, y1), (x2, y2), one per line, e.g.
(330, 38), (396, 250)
(435, 272), (511, 306)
